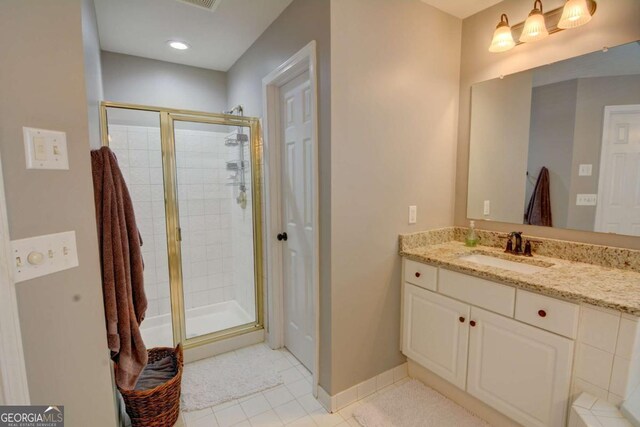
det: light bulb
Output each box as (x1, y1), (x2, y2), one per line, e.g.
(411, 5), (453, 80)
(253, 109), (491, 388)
(520, 0), (549, 43)
(489, 14), (516, 53)
(168, 40), (190, 50)
(558, 0), (593, 29)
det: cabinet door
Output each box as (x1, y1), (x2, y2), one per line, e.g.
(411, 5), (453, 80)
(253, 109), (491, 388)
(467, 307), (574, 427)
(403, 283), (470, 389)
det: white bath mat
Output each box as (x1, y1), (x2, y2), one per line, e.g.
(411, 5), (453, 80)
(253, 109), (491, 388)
(181, 344), (283, 411)
(353, 379), (490, 427)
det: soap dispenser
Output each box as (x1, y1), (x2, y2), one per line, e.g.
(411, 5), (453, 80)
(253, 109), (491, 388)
(465, 220), (479, 247)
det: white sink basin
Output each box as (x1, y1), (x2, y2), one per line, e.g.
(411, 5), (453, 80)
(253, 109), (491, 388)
(459, 254), (548, 275)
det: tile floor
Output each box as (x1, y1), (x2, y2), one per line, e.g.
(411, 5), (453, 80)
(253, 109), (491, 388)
(174, 343), (407, 427)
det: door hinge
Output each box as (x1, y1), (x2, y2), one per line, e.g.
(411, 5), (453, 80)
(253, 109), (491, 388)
(177, 227), (182, 242)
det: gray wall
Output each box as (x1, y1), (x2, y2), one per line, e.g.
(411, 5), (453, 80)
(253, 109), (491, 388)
(329, 0), (461, 394)
(455, 0), (640, 249)
(226, 0), (333, 391)
(82, 0), (104, 149)
(0, 1), (117, 425)
(101, 51), (228, 113)
(527, 79), (578, 229)
(468, 72), (532, 224)
(568, 74), (640, 231)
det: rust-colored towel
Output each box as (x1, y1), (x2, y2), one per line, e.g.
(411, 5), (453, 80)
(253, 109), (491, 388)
(525, 166), (553, 227)
(91, 146), (148, 390)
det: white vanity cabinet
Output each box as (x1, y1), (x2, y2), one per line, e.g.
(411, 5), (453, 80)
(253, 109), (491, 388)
(403, 284), (470, 389)
(401, 259), (576, 427)
(467, 307), (574, 427)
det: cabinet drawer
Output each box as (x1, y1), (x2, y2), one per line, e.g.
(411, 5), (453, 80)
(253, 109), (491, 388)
(515, 290), (579, 339)
(439, 269), (515, 317)
(404, 259), (437, 291)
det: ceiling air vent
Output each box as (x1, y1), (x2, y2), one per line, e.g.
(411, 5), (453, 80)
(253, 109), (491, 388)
(177, 0), (222, 12)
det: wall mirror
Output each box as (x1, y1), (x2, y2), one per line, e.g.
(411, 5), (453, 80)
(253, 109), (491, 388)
(467, 40), (640, 236)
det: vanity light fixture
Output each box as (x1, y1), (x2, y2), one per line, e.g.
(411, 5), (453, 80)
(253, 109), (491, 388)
(489, 14), (516, 53)
(558, 0), (593, 29)
(489, 0), (597, 53)
(168, 40), (190, 50)
(520, 0), (549, 43)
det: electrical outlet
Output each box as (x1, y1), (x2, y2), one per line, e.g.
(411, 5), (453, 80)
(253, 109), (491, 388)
(576, 194), (597, 206)
(483, 200), (491, 216)
(409, 205), (417, 224)
(578, 164), (593, 176)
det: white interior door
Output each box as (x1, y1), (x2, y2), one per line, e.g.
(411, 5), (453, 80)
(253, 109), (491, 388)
(280, 70), (315, 370)
(596, 105), (640, 236)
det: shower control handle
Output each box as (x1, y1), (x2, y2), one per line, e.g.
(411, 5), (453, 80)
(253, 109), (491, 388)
(277, 232), (288, 242)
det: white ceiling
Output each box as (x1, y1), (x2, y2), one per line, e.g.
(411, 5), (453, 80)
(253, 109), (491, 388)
(420, 0), (504, 19)
(93, 0), (294, 71)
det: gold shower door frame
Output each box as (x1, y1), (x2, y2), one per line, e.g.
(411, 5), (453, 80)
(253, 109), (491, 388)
(100, 101), (264, 350)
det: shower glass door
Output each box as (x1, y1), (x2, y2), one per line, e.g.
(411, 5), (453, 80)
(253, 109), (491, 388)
(102, 106), (174, 348)
(101, 102), (263, 350)
(169, 115), (260, 343)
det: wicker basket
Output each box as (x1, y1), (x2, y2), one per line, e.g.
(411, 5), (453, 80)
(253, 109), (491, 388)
(118, 344), (184, 427)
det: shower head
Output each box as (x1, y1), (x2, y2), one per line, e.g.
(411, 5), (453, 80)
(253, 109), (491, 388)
(224, 105), (244, 116)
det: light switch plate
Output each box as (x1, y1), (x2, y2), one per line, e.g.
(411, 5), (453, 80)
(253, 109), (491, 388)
(11, 231), (78, 282)
(23, 127), (69, 170)
(483, 200), (491, 216)
(576, 194), (598, 206)
(579, 164), (593, 176)
(409, 205), (417, 224)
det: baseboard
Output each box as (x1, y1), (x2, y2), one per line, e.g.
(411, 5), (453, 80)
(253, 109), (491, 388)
(317, 385), (334, 412)
(317, 362), (409, 413)
(183, 329), (265, 364)
(408, 359), (523, 427)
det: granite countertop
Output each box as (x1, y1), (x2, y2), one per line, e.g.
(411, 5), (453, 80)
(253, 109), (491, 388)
(401, 240), (640, 316)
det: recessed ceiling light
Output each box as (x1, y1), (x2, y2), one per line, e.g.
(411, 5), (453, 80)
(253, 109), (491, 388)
(168, 40), (190, 50)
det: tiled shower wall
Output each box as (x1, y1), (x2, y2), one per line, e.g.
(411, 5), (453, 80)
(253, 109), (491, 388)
(174, 129), (236, 313)
(109, 125), (170, 318)
(108, 124), (255, 318)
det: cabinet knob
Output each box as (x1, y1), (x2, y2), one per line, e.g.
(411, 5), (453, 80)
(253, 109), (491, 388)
(538, 309), (547, 318)
(459, 316), (465, 323)
(470, 320), (476, 327)
(415, 272), (421, 278)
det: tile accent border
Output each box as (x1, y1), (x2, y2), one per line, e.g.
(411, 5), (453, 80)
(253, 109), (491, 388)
(399, 227), (640, 273)
(317, 363), (409, 413)
(569, 392), (633, 427)
(572, 304), (640, 405)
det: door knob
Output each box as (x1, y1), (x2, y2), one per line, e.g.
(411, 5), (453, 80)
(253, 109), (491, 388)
(277, 232), (288, 241)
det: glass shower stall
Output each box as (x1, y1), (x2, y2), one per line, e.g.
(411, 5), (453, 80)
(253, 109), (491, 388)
(99, 101), (263, 350)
